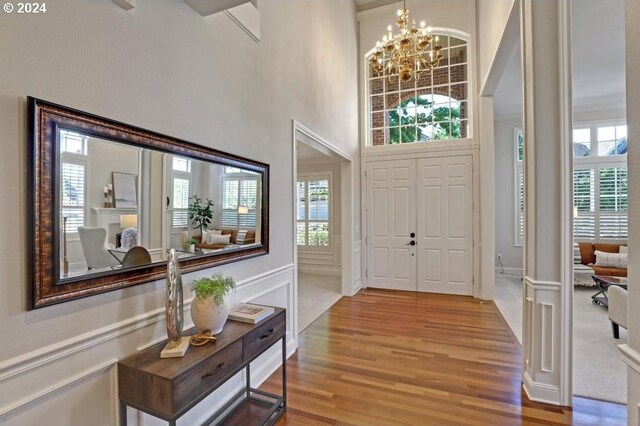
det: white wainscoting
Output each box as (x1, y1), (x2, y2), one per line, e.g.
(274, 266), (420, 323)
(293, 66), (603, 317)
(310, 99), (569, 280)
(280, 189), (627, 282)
(298, 235), (341, 276)
(0, 264), (296, 426)
(522, 276), (563, 405)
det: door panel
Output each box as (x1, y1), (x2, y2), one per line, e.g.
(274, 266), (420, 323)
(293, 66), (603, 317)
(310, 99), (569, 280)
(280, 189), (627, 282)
(366, 160), (416, 291)
(365, 156), (473, 295)
(416, 156), (473, 295)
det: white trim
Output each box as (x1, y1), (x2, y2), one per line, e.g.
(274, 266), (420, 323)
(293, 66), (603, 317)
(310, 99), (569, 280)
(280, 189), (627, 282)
(495, 267), (523, 276)
(292, 119), (355, 300)
(293, 120), (352, 163)
(522, 371), (561, 405)
(297, 267), (341, 277)
(618, 344), (640, 375)
(224, 2), (260, 43)
(0, 360), (117, 420)
(0, 263), (294, 383)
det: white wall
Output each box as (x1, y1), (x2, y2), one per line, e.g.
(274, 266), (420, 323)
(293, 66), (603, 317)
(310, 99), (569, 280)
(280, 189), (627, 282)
(476, 0), (516, 86)
(494, 118), (523, 270)
(297, 161), (343, 276)
(0, 0), (358, 424)
(623, 0), (640, 423)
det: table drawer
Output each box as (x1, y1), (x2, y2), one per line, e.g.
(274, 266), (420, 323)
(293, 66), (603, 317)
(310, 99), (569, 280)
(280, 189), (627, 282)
(243, 313), (285, 362)
(173, 340), (242, 412)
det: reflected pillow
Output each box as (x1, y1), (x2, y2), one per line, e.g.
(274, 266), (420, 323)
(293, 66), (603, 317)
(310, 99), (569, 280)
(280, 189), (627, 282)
(594, 250), (627, 269)
(202, 228), (222, 243)
(236, 229), (249, 244)
(207, 234), (231, 245)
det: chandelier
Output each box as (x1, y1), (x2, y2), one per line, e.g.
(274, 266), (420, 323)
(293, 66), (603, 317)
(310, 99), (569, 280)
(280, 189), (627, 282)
(369, 0), (443, 82)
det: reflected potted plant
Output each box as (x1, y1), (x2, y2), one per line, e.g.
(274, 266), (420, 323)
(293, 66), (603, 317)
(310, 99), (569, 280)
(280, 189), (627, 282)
(188, 195), (214, 235)
(184, 238), (198, 253)
(190, 273), (236, 334)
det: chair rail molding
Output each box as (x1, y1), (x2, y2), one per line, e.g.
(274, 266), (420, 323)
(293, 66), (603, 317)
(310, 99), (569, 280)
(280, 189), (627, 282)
(0, 263), (295, 424)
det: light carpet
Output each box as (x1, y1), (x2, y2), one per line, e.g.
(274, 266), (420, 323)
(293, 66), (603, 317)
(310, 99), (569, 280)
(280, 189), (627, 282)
(494, 273), (627, 404)
(297, 273), (342, 333)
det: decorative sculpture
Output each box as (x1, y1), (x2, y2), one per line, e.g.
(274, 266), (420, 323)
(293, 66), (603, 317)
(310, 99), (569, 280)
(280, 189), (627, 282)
(160, 249), (190, 358)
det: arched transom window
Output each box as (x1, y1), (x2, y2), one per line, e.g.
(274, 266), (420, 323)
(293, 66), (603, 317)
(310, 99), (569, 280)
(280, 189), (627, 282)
(368, 34), (469, 146)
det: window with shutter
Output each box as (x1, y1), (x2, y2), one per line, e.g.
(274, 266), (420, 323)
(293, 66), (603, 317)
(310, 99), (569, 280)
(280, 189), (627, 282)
(514, 129), (524, 247)
(297, 175), (330, 247)
(514, 123), (627, 244)
(572, 123), (627, 241)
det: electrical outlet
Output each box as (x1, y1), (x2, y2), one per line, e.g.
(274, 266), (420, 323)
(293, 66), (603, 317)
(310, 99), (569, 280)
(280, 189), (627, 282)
(497, 253), (503, 261)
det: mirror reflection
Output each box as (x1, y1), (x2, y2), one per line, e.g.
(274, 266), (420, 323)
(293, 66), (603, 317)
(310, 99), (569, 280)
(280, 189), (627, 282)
(59, 130), (262, 279)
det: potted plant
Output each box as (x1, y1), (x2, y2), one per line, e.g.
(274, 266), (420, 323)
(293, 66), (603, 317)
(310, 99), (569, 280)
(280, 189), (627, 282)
(184, 238), (198, 253)
(188, 195), (214, 235)
(190, 273), (235, 334)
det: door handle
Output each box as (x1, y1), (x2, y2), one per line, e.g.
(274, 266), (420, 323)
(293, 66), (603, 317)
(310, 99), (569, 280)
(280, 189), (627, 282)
(407, 241), (416, 246)
(410, 232), (415, 238)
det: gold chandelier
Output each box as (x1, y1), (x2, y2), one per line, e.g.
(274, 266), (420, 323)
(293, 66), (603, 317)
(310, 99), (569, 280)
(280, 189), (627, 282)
(369, 0), (443, 82)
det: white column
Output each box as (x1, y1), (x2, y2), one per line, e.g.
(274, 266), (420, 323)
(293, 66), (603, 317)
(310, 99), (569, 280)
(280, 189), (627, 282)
(620, 0), (640, 424)
(520, 0), (573, 405)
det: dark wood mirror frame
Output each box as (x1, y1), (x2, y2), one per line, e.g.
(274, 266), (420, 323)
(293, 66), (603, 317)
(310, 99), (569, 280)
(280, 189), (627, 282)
(27, 97), (269, 309)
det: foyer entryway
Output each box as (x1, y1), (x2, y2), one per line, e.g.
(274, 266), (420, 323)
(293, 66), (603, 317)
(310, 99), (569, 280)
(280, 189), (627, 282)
(365, 156), (473, 295)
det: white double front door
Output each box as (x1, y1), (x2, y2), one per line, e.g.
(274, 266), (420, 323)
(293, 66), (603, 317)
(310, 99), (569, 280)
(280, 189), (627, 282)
(365, 156), (474, 295)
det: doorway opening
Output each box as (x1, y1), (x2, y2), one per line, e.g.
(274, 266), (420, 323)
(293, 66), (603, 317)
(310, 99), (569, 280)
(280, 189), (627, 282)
(292, 121), (353, 335)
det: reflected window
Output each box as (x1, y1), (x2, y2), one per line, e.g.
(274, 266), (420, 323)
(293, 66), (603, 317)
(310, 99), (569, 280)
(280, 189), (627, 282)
(60, 130), (88, 234)
(297, 175), (330, 247)
(171, 157), (191, 228)
(222, 171), (258, 228)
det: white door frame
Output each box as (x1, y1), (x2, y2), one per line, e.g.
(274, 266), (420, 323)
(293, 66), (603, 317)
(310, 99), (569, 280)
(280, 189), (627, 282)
(291, 120), (355, 336)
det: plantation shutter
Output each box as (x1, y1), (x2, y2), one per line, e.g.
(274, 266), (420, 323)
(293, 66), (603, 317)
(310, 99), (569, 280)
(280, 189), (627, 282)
(573, 168), (595, 240)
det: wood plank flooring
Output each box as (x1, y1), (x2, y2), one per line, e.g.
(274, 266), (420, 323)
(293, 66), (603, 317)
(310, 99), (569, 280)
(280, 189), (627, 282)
(261, 289), (626, 425)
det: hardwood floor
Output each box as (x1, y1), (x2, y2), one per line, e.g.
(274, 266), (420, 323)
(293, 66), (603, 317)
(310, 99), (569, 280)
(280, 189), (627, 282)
(261, 289), (626, 425)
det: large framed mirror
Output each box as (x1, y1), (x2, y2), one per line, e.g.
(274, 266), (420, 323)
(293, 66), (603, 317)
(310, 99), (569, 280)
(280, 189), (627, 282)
(28, 97), (269, 308)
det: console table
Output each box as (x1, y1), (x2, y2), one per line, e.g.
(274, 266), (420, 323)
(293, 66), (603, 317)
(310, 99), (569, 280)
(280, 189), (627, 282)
(118, 308), (286, 425)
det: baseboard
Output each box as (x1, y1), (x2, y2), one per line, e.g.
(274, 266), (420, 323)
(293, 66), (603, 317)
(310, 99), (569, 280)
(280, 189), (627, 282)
(298, 266), (341, 276)
(351, 280), (362, 296)
(495, 267), (523, 276)
(523, 370), (561, 405)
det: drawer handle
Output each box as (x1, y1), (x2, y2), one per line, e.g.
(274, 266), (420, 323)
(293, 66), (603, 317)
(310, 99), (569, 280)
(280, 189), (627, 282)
(202, 362), (225, 379)
(260, 329), (275, 339)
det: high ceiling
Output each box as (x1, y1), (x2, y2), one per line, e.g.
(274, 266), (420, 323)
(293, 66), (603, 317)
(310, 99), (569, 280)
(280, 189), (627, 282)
(493, 0), (626, 119)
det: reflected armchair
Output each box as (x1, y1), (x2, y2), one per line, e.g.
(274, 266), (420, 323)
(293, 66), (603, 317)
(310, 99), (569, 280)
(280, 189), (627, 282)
(78, 226), (120, 270)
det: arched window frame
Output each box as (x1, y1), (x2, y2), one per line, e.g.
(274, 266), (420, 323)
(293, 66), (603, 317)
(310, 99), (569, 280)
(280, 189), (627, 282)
(364, 28), (473, 147)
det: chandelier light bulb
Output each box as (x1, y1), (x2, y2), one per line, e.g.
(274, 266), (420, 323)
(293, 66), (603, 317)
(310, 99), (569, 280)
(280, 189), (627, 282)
(369, 5), (442, 82)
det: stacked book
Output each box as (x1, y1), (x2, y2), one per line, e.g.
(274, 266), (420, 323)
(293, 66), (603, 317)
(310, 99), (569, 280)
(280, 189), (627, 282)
(228, 303), (274, 324)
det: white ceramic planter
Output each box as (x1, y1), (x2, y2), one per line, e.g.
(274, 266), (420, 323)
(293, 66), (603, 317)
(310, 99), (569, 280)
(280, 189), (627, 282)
(190, 296), (229, 334)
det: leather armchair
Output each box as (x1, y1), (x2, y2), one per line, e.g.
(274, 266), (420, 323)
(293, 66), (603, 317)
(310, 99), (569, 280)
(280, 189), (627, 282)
(608, 285), (628, 339)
